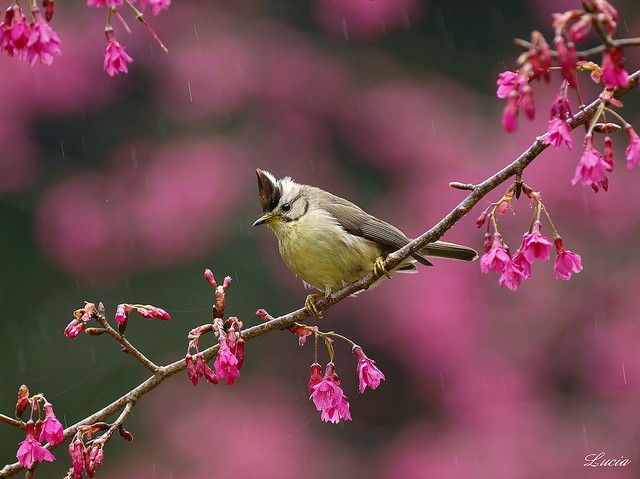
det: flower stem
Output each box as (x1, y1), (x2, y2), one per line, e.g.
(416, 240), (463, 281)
(94, 311), (159, 373)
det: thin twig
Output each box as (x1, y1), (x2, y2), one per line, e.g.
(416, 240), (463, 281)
(0, 415), (24, 430)
(513, 37), (640, 58)
(93, 314), (159, 373)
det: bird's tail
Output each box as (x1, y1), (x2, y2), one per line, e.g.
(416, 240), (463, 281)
(419, 240), (478, 262)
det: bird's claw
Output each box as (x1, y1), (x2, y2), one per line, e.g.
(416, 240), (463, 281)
(305, 293), (324, 319)
(373, 256), (392, 279)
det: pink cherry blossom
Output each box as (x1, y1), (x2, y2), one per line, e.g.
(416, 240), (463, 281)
(625, 126), (640, 169)
(553, 238), (583, 280)
(16, 420), (56, 469)
(26, 9), (61, 66)
(501, 91), (519, 133)
(353, 346), (386, 393)
(571, 135), (611, 189)
(602, 47), (629, 88)
(603, 135), (614, 170)
(496, 71), (520, 99)
(480, 234), (511, 274)
(544, 118), (573, 149)
(87, 0), (124, 7)
(64, 319), (86, 339)
(310, 363), (351, 423)
(520, 222), (552, 263)
(594, 0), (618, 32)
(68, 435), (85, 478)
(498, 261), (525, 291)
(104, 38), (134, 76)
(197, 354), (219, 384)
(214, 338), (240, 385)
(115, 304), (128, 324)
(39, 402), (64, 446)
(186, 353), (199, 386)
(204, 268), (216, 288)
(520, 86), (535, 119)
(528, 32), (552, 81)
(0, 6), (30, 59)
(135, 307), (154, 319)
(144, 304), (171, 320)
(320, 399), (352, 424)
(512, 250), (531, 280)
(549, 93), (572, 119)
(308, 362), (323, 395)
(568, 16), (592, 42)
(139, 0), (171, 16)
(554, 36), (577, 87)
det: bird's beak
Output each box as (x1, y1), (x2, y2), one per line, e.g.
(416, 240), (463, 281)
(252, 213), (272, 227)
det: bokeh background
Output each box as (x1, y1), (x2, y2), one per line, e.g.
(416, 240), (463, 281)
(2, 0), (640, 477)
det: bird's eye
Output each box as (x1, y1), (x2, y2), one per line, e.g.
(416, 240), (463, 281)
(282, 202), (291, 212)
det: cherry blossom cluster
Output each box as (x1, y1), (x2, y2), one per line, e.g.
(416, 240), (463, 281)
(477, 181), (582, 291)
(259, 318), (386, 424)
(89, 0), (169, 76)
(64, 415), (133, 478)
(114, 302), (171, 333)
(497, 0), (640, 191)
(0, 0), (169, 76)
(0, 2), (60, 66)
(64, 301), (170, 339)
(185, 269), (245, 387)
(13, 385), (64, 470)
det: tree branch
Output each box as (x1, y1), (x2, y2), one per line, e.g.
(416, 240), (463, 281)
(1, 69), (637, 479)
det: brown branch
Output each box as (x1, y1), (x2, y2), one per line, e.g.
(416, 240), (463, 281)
(94, 311), (159, 373)
(0, 415), (24, 430)
(1, 69), (638, 479)
(513, 37), (640, 58)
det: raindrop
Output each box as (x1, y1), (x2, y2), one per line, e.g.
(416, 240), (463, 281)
(81, 136), (87, 152)
(401, 8), (411, 30)
(131, 146), (139, 168)
(146, 176), (151, 191)
(187, 80), (194, 103)
(431, 120), (437, 135)
(193, 24), (199, 40)
(582, 423), (588, 446)
(60, 141), (65, 159)
(342, 18), (349, 42)
(80, 107), (86, 120)
(454, 456), (459, 470)
(439, 371), (445, 389)
(622, 362), (627, 385)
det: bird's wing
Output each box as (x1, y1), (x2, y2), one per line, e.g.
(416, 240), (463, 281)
(322, 196), (433, 266)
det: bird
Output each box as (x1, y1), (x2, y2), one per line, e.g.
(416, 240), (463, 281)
(252, 169), (477, 318)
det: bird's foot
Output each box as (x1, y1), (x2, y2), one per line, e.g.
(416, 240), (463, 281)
(373, 256), (392, 279)
(304, 293), (324, 319)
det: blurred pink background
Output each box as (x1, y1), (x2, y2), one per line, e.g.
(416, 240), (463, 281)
(2, 1), (640, 478)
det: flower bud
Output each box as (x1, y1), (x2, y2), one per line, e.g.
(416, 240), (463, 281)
(15, 385), (30, 418)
